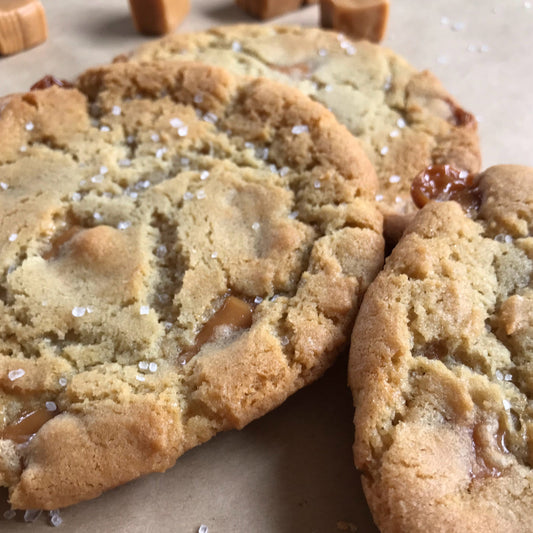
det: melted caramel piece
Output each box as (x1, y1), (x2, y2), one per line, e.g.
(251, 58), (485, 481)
(320, 0), (390, 43)
(180, 295), (254, 363)
(128, 0), (190, 36)
(0, 0), (48, 56)
(235, 0), (305, 20)
(411, 164), (480, 213)
(42, 225), (83, 260)
(1, 407), (56, 444)
(31, 75), (74, 91)
(446, 98), (476, 127)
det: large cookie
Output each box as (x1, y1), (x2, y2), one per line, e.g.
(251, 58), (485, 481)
(125, 24), (481, 241)
(0, 61), (383, 510)
(350, 165), (533, 531)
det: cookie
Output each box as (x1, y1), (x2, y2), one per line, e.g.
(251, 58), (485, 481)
(0, 60), (384, 510)
(124, 24), (481, 242)
(349, 165), (533, 531)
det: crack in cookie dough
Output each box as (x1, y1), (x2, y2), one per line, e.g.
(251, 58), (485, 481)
(125, 24), (481, 241)
(350, 166), (533, 532)
(0, 61), (383, 510)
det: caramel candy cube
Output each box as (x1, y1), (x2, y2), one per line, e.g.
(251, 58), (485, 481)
(128, 0), (190, 36)
(235, 0), (317, 20)
(320, 0), (389, 43)
(0, 0), (48, 56)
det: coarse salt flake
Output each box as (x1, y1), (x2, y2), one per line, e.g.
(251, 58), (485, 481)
(24, 510), (41, 523)
(8, 368), (25, 381)
(149, 362), (158, 373)
(200, 170), (210, 180)
(8, 233), (17, 242)
(211, 251), (218, 258)
(139, 361), (149, 370)
(45, 401), (57, 412)
(72, 306), (86, 317)
(117, 221), (131, 230)
(49, 510), (62, 527)
(389, 130), (400, 138)
(25, 121), (34, 131)
(111, 105), (121, 116)
(170, 117), (184, 128)
(59, 377), (67, 387)
(136, 374), (146, 382)
(380, 146), (389, 155)
(291, 124), (309, 135)
(183, 191), (194, 201)
(177, 126), (188, 137)
(140, 305), (150, 315)
(389, 175), (401, 183)
(71, 192), (81, 201)
(254, 296), (263, 304)
(198, 525), (208, 533)
(0, 182), (8, 190)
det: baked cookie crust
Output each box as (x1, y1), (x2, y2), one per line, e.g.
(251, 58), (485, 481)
(350, 165), (533, 532)
(0, 60), (383, 510)
(124, 24), (481, 241)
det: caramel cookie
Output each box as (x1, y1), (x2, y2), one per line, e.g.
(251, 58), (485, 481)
(350, 165), (533, 531)
(0, 60), (383, 510)
(124, 24), (481, 242)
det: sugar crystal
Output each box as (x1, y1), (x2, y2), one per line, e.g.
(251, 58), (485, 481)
(170, 117), (184, 128)
(140, 305), (150, 315)
(291, 124), (309, 135)
(177, 126), (188, 137)
(72, 306), (86, 317)
(3, 509), (16, 520)
(8, 233), (17, 242)
(149, 362), (158, 373)
(25, 121), (34, 131)
(24, 510), (41, 523)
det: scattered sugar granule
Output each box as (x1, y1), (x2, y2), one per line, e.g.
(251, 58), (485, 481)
(280, 336), (290, 346)
(0, 182), (8, 190)
(211, 251), (218, 259)
(314, 181), (321, 189)
(59, 377), (67, 387)
(380, 146), (389, 155)
(177, 126), (188, 137)
(8, 233), (17, 242)
(72, 306), (86, 317)
(156, 245), (168, 258)
(251, 222), (260, 231)
(193, 94), (204, 104)
(140, 305), (150, 315)
(318, 48), (328, 57)
(100, 125), (110, 132)
(389, 175), (401, 184)
(25, 121), (34, 131)
(503, 399), (512, 411)
(20, 145), (27, 152)
(288, 211), (298, 219)
(183, 191), (194, 201)
(196, 189), (206, 200)
(200, 171), (210, 180)
(170, 117), (184, 128)
(111, 105), (121, 116)
(136, 374), (146, 382)
(149, 362), (158, 373)
(71, 192), (81, 201)
(8, 368), (25, 381)
(397, 118), (406, 128)
(151, 133), (160, 142)
(45, 401), (57, 412)
(93, 212), (103, 221)
(138, 361), (149, 370)
(231, 40), (242, 52)
(389, 130), (400, 138)
(118, 158), (131, 167)
(203, 112), (218, 124)
(254, 296), (263, 305)
(156, 147), (167, 159)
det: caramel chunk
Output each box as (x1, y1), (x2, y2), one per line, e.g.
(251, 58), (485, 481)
(411, 164), (480, 214)
(320, 0), (389, 43)
(31, 75), (74, 91)
(181, 295), (254, 362)
(235, 0), (316, 20)
(1, 407), (57, 444)
(128, 0), (190, 36)
(0, 0), (48, 55)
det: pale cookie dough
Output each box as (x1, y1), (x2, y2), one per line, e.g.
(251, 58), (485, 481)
(0, 60), (383, 510)
(350, 165), (533, 532)
(124, 24), (481, 242)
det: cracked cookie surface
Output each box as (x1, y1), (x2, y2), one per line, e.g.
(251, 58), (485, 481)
(349, 165), (533, 532)
(0, 60), (383, 510)
(124, 24), (481, 242)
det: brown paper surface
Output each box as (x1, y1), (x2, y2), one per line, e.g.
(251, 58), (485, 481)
(0, 1), (532, 531)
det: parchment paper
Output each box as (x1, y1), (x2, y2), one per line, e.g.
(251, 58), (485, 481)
(1, 1), (532, 531)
